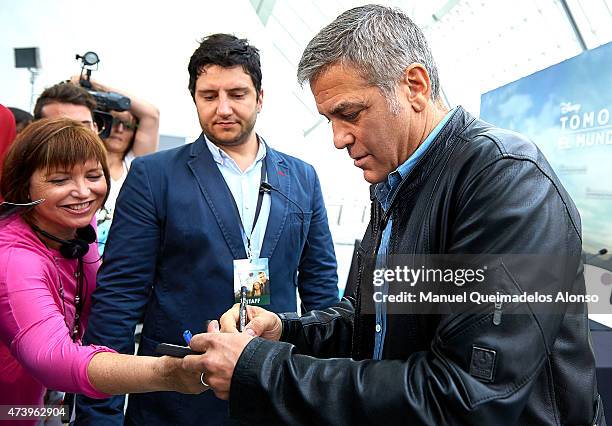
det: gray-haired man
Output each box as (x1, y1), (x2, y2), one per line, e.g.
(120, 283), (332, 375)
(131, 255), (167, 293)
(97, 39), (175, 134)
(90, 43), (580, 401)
(182, 5), (603, 425)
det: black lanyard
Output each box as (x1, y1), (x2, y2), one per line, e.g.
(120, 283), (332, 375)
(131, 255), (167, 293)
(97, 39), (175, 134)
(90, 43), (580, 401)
(224, 159), (267, 258)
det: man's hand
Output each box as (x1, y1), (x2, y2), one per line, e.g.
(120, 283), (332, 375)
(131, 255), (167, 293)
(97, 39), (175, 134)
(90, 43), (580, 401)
(182, 306), (282, 399)
(219, 303), (283, 341)
(69, 75), (84, 86)
(183, 330), (254, 400)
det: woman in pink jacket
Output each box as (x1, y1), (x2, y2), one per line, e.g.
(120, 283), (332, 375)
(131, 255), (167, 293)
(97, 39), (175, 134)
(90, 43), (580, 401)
(0, 103), (17, 203)
(0, 118), (204, 424)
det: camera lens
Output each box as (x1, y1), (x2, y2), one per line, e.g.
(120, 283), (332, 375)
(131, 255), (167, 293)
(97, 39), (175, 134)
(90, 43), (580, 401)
(82, 51), (99, 66)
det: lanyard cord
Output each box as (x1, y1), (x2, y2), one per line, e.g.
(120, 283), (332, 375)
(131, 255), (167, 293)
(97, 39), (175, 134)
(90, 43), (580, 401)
(52, 256), (86, 342)
(223, 159), (267, 258)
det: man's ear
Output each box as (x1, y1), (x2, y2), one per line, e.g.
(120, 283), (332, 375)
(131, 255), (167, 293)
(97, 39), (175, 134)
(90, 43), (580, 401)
(399, 63), (431, 112)
(257, 89), (264, 113)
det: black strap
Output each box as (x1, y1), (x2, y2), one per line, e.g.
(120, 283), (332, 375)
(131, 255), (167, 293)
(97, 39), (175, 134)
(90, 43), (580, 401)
(223, 159), (267, 256)
(252, 160), (266, 233)
(71, 258), (85, 341)
(61, 392), (74, 423)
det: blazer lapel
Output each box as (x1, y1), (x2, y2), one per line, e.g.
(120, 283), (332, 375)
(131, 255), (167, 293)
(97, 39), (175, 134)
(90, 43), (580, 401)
(187, 135), (247, 260)
(261, 147), (290, 259)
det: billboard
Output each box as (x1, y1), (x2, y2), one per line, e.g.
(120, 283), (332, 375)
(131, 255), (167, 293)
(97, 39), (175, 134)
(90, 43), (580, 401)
(480, 43), (612, 321)
(480, 42), (611, 261)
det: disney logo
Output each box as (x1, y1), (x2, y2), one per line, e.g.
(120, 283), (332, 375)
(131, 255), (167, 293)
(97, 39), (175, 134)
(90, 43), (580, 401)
(560, 102), (581, 114)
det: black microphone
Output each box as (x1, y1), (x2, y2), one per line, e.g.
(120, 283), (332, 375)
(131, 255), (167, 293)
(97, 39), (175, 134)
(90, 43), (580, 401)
(259, 181), (309, 244)
(586, 248), (608, 262)
(0, 199), (45, 219)
(260, 182), (306, 219)
(259, 182), (272, 194)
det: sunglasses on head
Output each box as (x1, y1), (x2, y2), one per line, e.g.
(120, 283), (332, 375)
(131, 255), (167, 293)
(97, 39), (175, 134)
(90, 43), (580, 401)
(111, 116), (138, 131)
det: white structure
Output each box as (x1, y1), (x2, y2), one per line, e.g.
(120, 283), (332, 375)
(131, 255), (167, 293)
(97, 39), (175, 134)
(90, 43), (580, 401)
(2, 0), (610, 294)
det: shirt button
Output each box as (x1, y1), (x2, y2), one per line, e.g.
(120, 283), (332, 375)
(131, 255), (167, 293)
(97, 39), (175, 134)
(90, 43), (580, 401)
(375, 324), (382, 333)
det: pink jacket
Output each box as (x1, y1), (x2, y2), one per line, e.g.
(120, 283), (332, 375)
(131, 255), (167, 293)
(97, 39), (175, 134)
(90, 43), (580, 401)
(0, 214), (115, 411)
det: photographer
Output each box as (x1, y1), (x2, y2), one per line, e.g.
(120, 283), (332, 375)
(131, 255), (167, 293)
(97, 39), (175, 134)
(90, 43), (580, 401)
(68, 76), (160, 253)
(33, 82), (97, 131)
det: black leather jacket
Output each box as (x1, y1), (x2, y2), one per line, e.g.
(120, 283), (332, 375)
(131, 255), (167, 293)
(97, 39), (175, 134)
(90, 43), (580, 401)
(229, 107), (603, 425)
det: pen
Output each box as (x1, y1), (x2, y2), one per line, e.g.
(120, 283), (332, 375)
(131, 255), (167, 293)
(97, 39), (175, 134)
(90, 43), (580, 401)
(183, 330), (192, 345)
(239, 285), (248, 332)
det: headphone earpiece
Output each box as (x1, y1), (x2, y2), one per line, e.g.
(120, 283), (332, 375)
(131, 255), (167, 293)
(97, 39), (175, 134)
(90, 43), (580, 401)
(59, 238), (90, 259)
(76, 224), (97, 244)
(31, 224), (95, 259)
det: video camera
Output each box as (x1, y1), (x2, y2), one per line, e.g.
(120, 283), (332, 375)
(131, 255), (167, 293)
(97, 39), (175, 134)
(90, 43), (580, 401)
(76, 51), (130, 139)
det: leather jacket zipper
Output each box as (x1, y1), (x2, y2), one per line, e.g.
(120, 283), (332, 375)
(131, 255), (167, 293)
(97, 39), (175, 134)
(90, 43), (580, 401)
(352, 199), (381, 358)
(493, 300), (503, 326)
(439, 290), (506, 341)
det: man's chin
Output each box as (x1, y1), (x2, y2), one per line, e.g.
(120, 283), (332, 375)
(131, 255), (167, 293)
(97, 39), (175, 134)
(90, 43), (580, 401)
(362, 169), (386, 184)
(204, 131), (247, 148)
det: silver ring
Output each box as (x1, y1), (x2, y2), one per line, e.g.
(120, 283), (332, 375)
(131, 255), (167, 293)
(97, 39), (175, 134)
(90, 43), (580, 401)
(200, 372), (210, 387)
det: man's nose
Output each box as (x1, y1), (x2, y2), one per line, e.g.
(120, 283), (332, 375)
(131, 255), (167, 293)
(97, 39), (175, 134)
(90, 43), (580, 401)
(217, 95), (232, 116)
(332, 122), (355, 150)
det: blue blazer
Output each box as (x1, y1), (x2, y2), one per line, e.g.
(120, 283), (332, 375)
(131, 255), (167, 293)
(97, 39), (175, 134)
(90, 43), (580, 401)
(76, 135), (338, 425)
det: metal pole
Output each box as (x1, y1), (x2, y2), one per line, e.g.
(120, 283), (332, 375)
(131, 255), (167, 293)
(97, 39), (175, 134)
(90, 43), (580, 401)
(29, 68), (39, 113)
(559, 0), (588, 51)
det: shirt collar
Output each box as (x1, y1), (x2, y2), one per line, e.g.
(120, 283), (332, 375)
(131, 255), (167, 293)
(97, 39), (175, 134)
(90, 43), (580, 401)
(204, 134), (267, 172)
(375, 107), (456, 209)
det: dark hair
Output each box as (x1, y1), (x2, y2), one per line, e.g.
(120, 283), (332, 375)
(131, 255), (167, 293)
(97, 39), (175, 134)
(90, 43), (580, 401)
(187, 33), (262, 100)
(33, 83), (97, 119)
(8, 107), (33, 131)
(1, 117), (110, 210)
(125, 116), (139, 157)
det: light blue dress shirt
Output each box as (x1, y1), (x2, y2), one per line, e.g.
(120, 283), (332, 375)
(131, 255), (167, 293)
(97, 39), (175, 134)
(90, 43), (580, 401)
(205, 136), (270, 258)
(373, 108), (455, 359)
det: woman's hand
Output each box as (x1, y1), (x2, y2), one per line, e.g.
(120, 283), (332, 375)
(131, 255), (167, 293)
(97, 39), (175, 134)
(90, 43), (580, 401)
(88, 352), (207, 395)
(155, 355), (208, 394)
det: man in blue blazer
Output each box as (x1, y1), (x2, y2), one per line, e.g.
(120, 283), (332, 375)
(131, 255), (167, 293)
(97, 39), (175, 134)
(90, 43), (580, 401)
(75, 34), (338, 425)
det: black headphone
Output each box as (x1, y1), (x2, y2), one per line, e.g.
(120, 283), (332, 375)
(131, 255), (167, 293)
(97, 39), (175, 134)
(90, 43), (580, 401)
(31, 224), (96, 259)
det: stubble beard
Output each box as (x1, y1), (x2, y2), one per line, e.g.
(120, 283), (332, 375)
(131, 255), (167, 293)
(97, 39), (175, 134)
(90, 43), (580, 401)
(203, 113), (257, 148)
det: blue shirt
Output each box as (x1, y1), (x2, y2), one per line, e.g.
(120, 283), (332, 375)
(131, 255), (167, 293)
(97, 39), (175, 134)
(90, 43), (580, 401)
(205, 136), (270, 258)
(373, 109), (455, 359)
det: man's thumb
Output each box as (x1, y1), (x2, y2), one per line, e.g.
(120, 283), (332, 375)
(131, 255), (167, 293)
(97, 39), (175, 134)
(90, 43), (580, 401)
(207, 319), (220, 333)
(244, 317), (265, 337)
